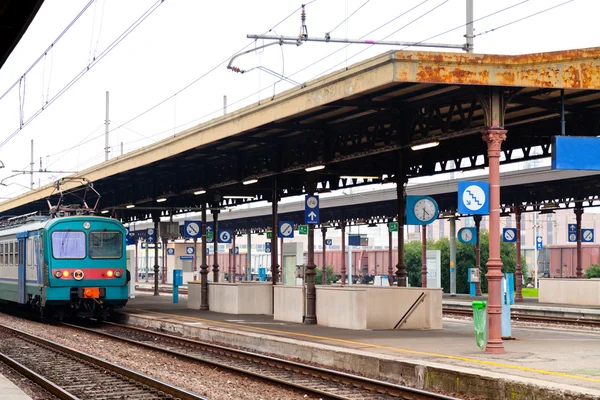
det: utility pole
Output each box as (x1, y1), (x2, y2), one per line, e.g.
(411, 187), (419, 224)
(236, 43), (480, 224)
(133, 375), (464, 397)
(465, 0), (474, 53)
(105, 91), (110, 162)
(30, 140), (34, 189)
(223, 95), (227, 115)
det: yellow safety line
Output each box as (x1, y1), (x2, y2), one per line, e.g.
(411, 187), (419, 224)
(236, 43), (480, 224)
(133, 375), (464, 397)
(130, 308), (600, 384)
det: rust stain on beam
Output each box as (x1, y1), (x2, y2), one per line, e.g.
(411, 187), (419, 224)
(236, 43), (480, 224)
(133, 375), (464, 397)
(394, 47), (600, 89)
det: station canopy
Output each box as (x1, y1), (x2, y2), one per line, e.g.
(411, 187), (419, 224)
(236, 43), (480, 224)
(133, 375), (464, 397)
(1, 47), (600, 224)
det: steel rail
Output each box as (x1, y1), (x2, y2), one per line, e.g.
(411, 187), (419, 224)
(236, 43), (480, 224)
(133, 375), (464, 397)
(0, 324), (209, 400)
(64, 321), (458, 400)
(443, 307), (600, 326)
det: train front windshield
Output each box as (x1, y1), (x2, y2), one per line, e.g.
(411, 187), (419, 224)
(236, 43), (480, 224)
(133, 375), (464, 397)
(89, 232), (122, 259)
(51, 231), (123, 259)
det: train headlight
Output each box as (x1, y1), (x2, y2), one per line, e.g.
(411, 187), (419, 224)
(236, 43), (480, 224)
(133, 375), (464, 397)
(62, 270), (70, 278)
(114, 269), (122, 278)
(54, 271), (62, 278)
(106, 270), (114, 278)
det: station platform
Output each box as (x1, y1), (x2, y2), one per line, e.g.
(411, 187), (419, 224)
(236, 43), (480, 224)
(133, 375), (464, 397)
(121, 292), (600, 400)
(134, 282), (600, 318)
(0, 373), (31, 399)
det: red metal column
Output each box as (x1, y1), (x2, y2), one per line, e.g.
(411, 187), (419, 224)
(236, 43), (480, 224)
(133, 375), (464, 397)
(232, 234), (236, 283)
(271, 181), (279, 284)
(474, 215), (482, 296)
(212, 209), (220, 282)
(575, 206), (584, 278)
(193, 238), (198, 280)
(200, 203), (209, 310)
(514, 207), (523, 301)
(396, 176), (407, 287)
(482, 128), (507, 354)
(152, 215), (160, 296)
(161, 238), (167, 284)
(279, 237), (283, 283)
(321, 227), (327, 285)
(340, 221), (346, 285)
(134, 243), (138, 283)
(388, 221), (393, 286)
(305, 181), (317, 324)
(421, 225), (427, 287)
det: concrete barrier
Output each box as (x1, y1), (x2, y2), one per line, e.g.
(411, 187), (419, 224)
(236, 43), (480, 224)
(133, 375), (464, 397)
(274, 285), (304, 323)
(187, 281), (202, 309)
(202, 282), (272, 314)
(316, 286), (442, 330)
(539, 278), (600, 306)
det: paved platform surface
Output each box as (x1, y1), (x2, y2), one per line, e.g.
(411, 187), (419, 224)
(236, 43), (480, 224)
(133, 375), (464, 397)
(0, 374), (31, 399)
(123, 292), (600, 397)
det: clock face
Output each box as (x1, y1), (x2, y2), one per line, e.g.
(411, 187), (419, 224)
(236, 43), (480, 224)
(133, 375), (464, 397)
(461, 229), (473, 242)
(306, 196), (318, 208)
(186, 222), (199, 236)
(413, 198), (436, 222)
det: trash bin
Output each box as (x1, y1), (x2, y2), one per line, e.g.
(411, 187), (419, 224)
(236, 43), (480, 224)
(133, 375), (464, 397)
(472, 301), (487, 350)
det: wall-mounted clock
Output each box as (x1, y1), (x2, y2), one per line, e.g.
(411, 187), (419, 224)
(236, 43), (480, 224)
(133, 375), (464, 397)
(406, 196), (439, 225)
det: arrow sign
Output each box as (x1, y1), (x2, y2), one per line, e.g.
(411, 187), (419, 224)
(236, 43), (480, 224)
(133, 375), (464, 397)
(304, 195), (320, 225)
(568, 224), (577, 242)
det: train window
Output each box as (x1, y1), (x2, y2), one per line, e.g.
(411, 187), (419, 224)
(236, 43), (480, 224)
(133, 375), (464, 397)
(51, 231), (86, 259)
(89, 231), (122, 259)
(11, 242), (15, 265)
(27, 239), (33, 266)
(0, 243), (3, 266)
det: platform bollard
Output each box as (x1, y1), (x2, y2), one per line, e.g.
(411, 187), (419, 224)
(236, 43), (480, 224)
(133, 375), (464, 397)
(501, 273), (515, 339)
(173, 269), (183, 304)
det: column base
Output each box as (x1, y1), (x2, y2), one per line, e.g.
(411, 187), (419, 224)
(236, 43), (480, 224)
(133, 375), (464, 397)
(304, 316), (317, 325)
(485, 340), (505, 354)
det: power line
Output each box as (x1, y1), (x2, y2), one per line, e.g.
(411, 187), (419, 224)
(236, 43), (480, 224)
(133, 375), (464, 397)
(38, 2), (313, 168)
(0, 0), (96, 104)
(105, 2), (314, 141)
(473, 0), (575, 38)
(327, 0), (371, 36)
(0, 0), (166, 150)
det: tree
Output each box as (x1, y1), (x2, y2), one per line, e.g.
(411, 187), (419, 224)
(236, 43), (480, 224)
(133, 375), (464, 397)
(584, 264), (600, 279)
(402, 230), (527, 294)
(315, 266), (337, 284)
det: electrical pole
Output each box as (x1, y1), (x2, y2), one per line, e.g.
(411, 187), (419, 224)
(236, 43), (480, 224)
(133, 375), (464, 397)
(465, 0), (474, 52)
(30, 140), (34, 189)
(223, 95), (227, 115)
(105, 91), (110, 162)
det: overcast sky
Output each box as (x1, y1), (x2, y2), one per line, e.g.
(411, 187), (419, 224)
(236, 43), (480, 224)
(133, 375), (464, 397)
(0, 0), (595, 199)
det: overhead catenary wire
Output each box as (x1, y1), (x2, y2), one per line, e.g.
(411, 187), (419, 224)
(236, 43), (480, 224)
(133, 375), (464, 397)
(0, 0), (95, 104)
(0, 0), (166, 150)
(39, 2), (316, 167)
(327, 0), (371, 36)
(473, 0), (576, 38)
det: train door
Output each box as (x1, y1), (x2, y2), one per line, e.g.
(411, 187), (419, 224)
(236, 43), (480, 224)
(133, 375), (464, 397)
(16, 232), (29, 304)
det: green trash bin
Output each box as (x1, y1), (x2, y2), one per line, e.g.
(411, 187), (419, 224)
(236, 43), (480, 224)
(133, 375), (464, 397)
(472, 301), (487, 350)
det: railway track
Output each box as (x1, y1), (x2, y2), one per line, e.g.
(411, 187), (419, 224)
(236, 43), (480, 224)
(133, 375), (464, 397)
(64, 321), (458, 400)
(443, 307), (600, 326)
(0, 324), (209, 400)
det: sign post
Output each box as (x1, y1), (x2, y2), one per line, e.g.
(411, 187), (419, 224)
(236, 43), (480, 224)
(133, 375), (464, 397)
(304, 195), (320, 225)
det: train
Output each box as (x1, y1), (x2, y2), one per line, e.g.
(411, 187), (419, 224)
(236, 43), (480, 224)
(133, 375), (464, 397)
(0, 213), (129, 320)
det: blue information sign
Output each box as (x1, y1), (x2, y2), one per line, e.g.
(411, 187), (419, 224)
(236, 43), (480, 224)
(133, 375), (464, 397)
(218, 230), (232, 244)
(278, 221), (295, 238)
(568, 224), (577, 242)
(325, 239), (332, 246)
(536, 236), (543, 250)
(582, 229), (594, 243)
(265, 242), (271, 253)
(146, 228), (155, 244)
(167, 248), (175, 255)
(502, 228), (517, 243)
(186, 246), (195, 255)
(552, 136), (600, 171)
(184, 221), (202, 239)
(304, 195), (320, 224)
(458, 181), (489, 215)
